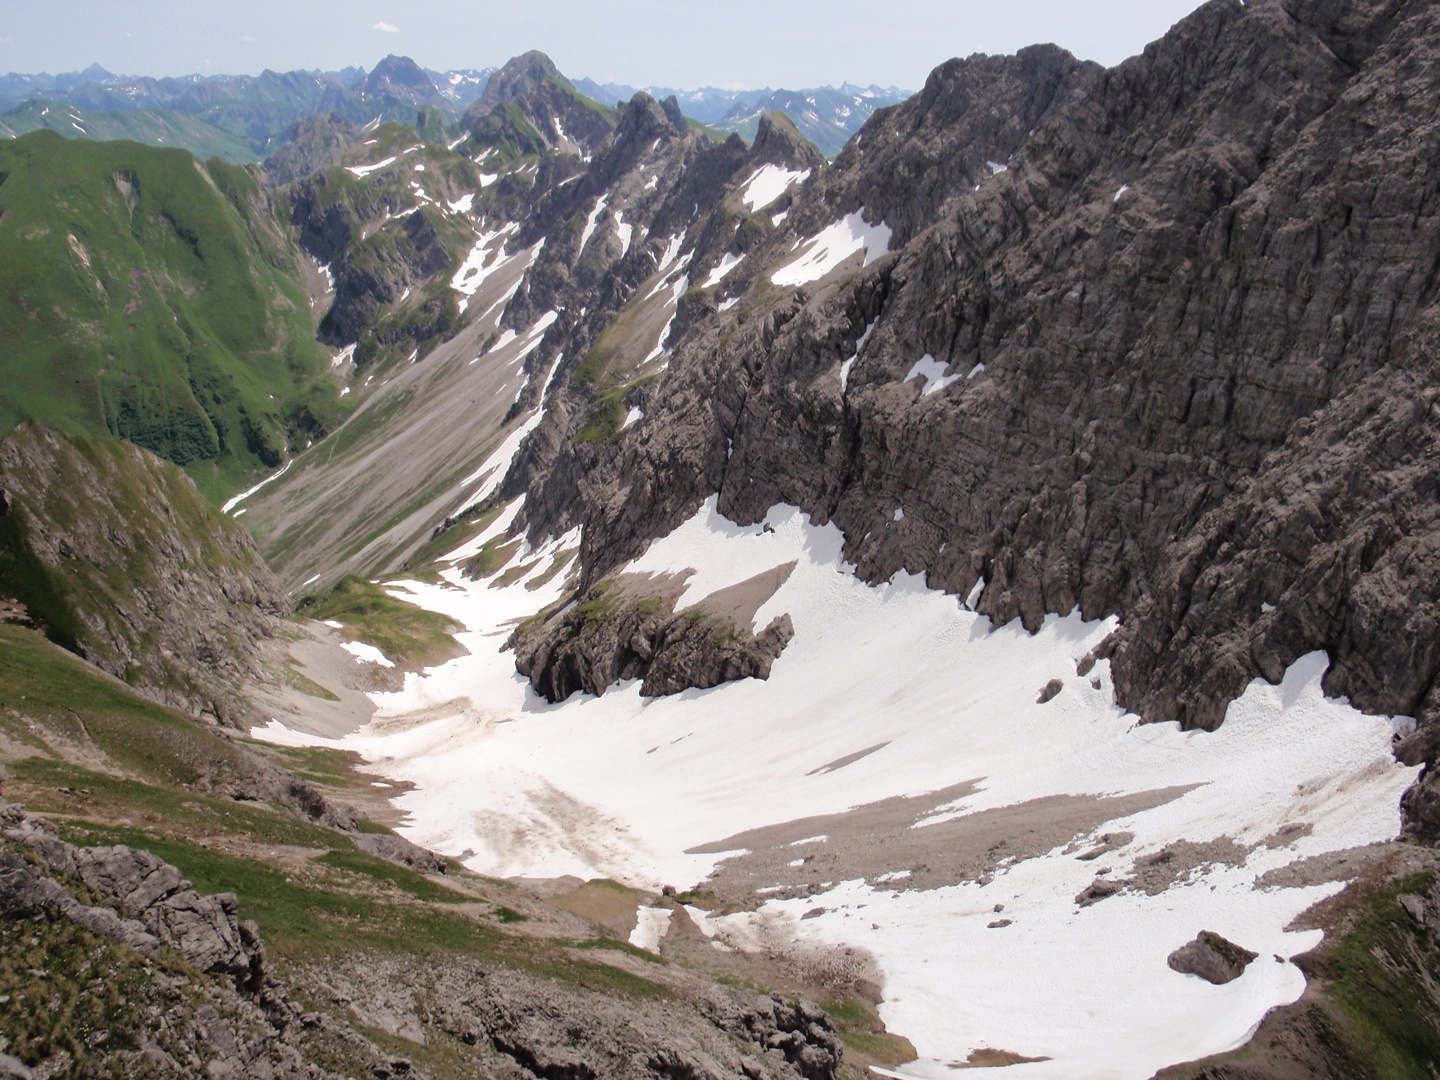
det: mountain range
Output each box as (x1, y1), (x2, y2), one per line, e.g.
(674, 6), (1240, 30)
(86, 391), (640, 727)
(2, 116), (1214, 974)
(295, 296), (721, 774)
(5, 4), (1440, 1077)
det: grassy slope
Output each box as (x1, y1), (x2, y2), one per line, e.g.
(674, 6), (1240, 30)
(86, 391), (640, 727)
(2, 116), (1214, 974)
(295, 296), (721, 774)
(0, 99), (262, 163)
(0, 130), (344, 501)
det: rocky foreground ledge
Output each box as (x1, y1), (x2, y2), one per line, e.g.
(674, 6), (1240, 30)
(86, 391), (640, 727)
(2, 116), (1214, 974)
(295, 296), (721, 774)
(0, 799), (845, 1080)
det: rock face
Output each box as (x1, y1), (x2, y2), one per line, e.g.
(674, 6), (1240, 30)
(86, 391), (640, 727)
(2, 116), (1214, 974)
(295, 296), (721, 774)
(463, 51), (618, 159)
(0, 802), (350, 1080)
(1167, 931), (1258, 984)
(352, 55), (447, 110)
(263, 113), (360, 186)
(0, 422), (288, 727)
(510, 581), (795, 703)
(489, 0), (1440, 834)
(306, 955), (844, 1080)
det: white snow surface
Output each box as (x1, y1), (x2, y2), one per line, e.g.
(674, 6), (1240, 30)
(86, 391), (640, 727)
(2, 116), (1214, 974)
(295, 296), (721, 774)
(341, 641), (395, 668)
(620, 406), (644, 430)
(702, 252), (744, 288)
(579, 194), (610, 254)
(740, 164), (811, 211)
(615, 212), (633, 258)
(221, 459), (292, 514)
(771, 211), (892, 287)
(903, 354), (961, 397)
(628, 906), (673, 952)
(455, 352), (566, 507)
(450, 225), (534, 314)
(253, 497), (1417, 1080)
(448, 193), (475, 214)
(346, 156), (397, 178)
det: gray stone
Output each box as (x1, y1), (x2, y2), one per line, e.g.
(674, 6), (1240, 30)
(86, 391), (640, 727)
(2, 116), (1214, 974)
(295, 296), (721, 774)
(1167, 931), (1259, 985)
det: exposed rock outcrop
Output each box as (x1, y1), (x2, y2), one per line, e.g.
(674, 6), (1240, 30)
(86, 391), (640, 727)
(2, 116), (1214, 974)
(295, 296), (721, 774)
(0, 422), (288, 727)
(491, 0), (1440, 832)
(263, 112), (360, 186)
(510, 580), (794, 703)
(1167, 931), (1258, 985)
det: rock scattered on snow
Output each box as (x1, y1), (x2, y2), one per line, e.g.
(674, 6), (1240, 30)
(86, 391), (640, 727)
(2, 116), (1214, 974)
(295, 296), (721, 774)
(1167, 931), (1258, 985)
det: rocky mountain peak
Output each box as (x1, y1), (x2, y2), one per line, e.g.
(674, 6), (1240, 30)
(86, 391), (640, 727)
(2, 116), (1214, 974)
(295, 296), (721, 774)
(262, 111), (359, 186)
(467, 49), (568, 119)
(749, 110), (824, 171)
(352, 53), (445, 108)
(612, 91), (686, 149)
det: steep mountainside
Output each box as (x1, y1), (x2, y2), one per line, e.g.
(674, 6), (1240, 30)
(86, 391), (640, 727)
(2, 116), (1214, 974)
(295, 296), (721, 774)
(493, 3), (1433, 738)
(0, 130), (343, 499)
(462, 51), (618, 161)
(0, 422), (289, 725)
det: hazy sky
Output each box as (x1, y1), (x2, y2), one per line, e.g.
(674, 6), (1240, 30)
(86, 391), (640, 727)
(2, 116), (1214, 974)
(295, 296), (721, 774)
(2, 0), (1210, 91)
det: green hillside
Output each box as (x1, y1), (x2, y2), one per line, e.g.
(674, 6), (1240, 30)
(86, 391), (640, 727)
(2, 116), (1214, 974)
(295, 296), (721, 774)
(0, 130), (344, 500)
(0, 98), (262, 163)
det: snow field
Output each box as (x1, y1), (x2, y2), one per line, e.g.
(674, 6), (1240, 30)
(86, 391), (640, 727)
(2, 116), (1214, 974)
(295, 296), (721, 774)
(255, 497), (1417, 1079)
(771, 211), (893, 286)
(740, 164), (812, 212)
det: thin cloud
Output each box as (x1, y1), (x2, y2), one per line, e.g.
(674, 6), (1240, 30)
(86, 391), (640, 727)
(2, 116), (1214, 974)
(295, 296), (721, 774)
(373, 21), (399, 32)
(243, 35), (257, 43)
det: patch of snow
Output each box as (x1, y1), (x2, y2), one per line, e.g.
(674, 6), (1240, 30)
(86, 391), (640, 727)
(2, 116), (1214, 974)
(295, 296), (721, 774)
(479, 172), (498, 187)
(718, 297), (740, 312)
(967, 363), (985, 380)
(771, 211), (892, 287)
(892, 508), (904, 522)
(579, 194), (610, 254)
(322, 620), (344, 629)
(221, 460), (293, 514)
(1114, 184), (1131, 202)
(615, 212), (633, 258)
(347, 156), (397, 178)
(1261, 602), (1276, 613)
(771, 208), (789, 226)
(904, 354), (961, 397)
(629, 906), (672, 952)
(620, 406), (644, 430)
(702, 252), (744, 288)
(414, 162), (426, 172)
(645, 174), (659, 191)
(740, 164), (811, 212)
(987, 160), (1008, 175)
(448, 193), (474, 214)
(341, 640), (395, 668)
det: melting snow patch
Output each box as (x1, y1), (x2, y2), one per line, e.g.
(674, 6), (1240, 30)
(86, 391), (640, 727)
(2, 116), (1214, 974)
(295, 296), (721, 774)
(479, 172), (498, 187)
(771, 211), (892, 287)
(987, 160), (1008, 175)
(904, 354), (962, 397)
(341, 641), (395, 668)
(448, 193), (474, 214)
(629, 906), (673, 952)
(740, 164), (811, 211)
(347, 156), (397, 177)
(703, 252), (744, 288)
(620, 406), (643, 430)
(718, 297), (740, 312)
(579, 194), (610, 254)
(967, 362), (986, 380)
(615, 212), (633, 258)
(330, 343), (357, 370)
(1114, 184), (1131, 202)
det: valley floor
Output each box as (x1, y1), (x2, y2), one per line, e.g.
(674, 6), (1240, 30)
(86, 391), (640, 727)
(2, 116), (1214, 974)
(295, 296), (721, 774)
(256, 495), (1419, 1079)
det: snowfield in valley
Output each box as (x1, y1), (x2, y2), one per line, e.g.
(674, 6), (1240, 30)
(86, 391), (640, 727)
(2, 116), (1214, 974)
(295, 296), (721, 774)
(256, 496), (1417, 1079)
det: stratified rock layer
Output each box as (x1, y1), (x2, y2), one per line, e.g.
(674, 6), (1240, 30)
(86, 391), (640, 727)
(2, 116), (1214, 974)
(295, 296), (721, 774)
(500, 0), (1440, 834)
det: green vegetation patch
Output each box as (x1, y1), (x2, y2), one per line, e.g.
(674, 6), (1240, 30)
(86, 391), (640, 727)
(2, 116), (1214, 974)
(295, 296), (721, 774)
(314, 849), (472, 904)
(0, 131), (342, 500)
(295, 574), (462, 669)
